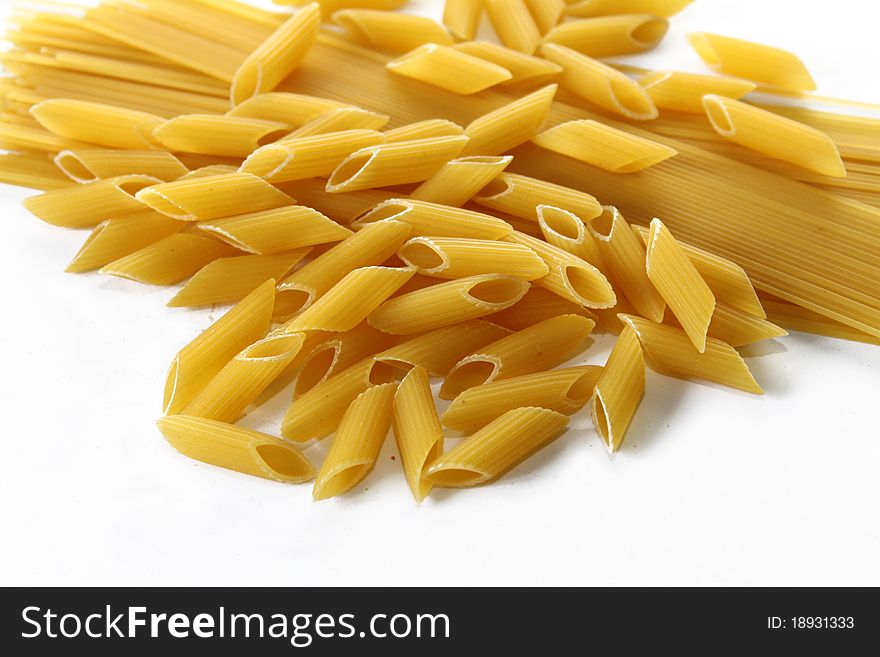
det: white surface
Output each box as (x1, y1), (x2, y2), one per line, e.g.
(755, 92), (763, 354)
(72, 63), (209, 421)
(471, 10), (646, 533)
(1, 0), (879, 587)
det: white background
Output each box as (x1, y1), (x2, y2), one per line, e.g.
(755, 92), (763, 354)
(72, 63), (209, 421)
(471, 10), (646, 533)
(1, 0), (878, 586)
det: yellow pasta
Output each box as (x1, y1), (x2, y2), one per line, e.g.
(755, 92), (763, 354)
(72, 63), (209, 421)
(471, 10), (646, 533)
(440, 313), (595, 398)
(474, 172), (602, 222)
(410, 155), (513, 207)
(30, 98), (164, 149)
(313, 383), (397, 500)
(227, 92), (349, 128)
(425, 407), (569, 486)
(443, 0), (483, 41)
(592, 326), (645, 453)
(334, 10), (454, 52)
(524, 0), (565, 33)
(354, 199), (514, 239)
(442, 366), (602, 431)
(198, 205), (352, 254)
(277, 1), (409, 20)
(545, 15), (668, 57)
(183, 332), (307, 423)
(158, 415), (315, 484)
(452, 41), (563, 88)
(136, 172), (294, 221)
(152, 114), (289, 157)
(285, 106), (390, 138)
(399, 236), (549, 280)
(176, 163), (241, 179)
(387, 44), (512, 95)
(280, 178), (397, 225)
(485, 0), (542, 54)
(54, 149), (188, 183)
(326, 135), (470, 192)
(702, 95), (846, 178)
(392, 367), (444, 503)
(540, 43), (658, 120)
(383, 119), (465, 143)
(620, 314), (763, 394)
(241, 129), (386, 182)
(702, 303), (787, 348)
(485, 286), (597, 330)
(461, 83), (557, 155)
(231, 4), (321, 106)
(687, 32), (816, 92)
(0, 151), (72, 191)
(761, 297), (880, 346)
(638, 71), (756, 114)
(100, 233), (238, 286)
(645, 218), (715, 352)
(167, 251), (308, 308)
(566, 0), (693, 18)
(536, 204), (604, 268)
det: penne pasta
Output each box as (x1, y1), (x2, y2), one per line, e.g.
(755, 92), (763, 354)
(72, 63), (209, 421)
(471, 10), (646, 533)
(227, 92), (350, 128)
(0, 151), (72, 191)
(198, 205), (352, 254)
(152, 114), (289, 157)
(592, 326), (645, 453)
(176, 163), (241, 179)
(425, 407), (569, 486)
(354, 199), (514, 239)
(461, 84), (557, 155)
(485, 286), (597, 331)
(387, 44), (512, 95)
(440, 313), (595, 398)
(285, 106), (390, 138)
(702, 95), (846, 178)
(313, 383), (397, 500)
(539, 43), (658, 120)
(645, 218), (715, 352)
(442, 366), (602, 431)
(326, 135), (470, 192)
(164, 279), (276, 415)
(443, 0), (483, 41)
(545, 15), (669, 57)
(383, 119), (465, 143)
(566, 0), (693, 18)
(533, 119), (677, 172)
(136, 172), (294, 221)
(158, 415), (315, 484)
(638, 71), (756, 114)
(334, 10), (454, 52)
(231, 4), (321, 106)
(399, 236), (549, 280)
(30, 98), (164, 149)
(702, 303), (787, 347)
(54, 149), (188, 183)
(474, 172), (602, 222)
(167, 251), (308, 308)
(392, 367), (444, 503)
(485, 0), (543, 54)
(280, 178), (397, 225)
(687, 32), (816, 92)
(410, 155), (513, 207)
(760, 297), (880, 346)
(525, 1), (565, 34)
(537, 204), (604, 268)
(452, 41), (563, 88)
(277, 1), (409, 20)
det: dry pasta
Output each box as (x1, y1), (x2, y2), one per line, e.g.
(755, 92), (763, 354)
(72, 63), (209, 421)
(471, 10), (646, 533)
(443, 0), (484, 41)
(485, 0), (543, 54)
(452, 41), (563, 88)
(537, 204), (604, 268)
(152, 114), (289, 157)
(285, 107), (390, 138)
(277, 1), (409, 20)
(410, 155), (513, 207)
(399, 236), (549, 280)
(485, 286), (597, 331)
(638, 71), (756, 114)
(30, 98), (164, 149)
(461, 84), (557, 155)
(566, 0), (694, 18)
(524, 0), (566, 34)
(592, 326), (645, 453)
(354, 199), (514, 239)
(544, 15), (669, 57)
(334, 10), (454, 52)
(280, 178), (397, 225)
(392, 367), (444, 503)
(54, 149), (188, 183)
(474, 172), (602, 222)
(383, 119), (465, 143)
(387, 44), (512, 95)
(227, 92), (349, 128)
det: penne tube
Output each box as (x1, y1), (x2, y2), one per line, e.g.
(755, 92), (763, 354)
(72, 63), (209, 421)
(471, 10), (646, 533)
(278, 1), (409, 20)
(30, 98), (164, 149)
(280, 178), (397, 225)
(354, 199), (513, 239)
(442, 366), (602, 432)
(440, 314), (595, 398)
(227, 92), (350, 129)
(135, 172), (294, 221)
(503, 231), (616, 308)
(285, 107), (390, 138)
(284, 265), (417, 333)
(66, 210), (183, 273)
(158, 415), (315, 484)
(566, 0), (694, 18)
(0, 151), (72, 191)
(334, 10), (454, 52)
(100, 233), (238, 286)
(588, 207), (665, 321)
(392, 367), (444, 503)
(24, 174), (161, 228)
(592, 326), (645, 453)
(275, 220), (411, 317)
(54, 149), (188, 183)
(443, 0), (483, 41)
(399, 236), (549, 280)
(176, 164), (241, 179)
(410, 155), (513, 207)
(702, 303), (787, 347)
(524, 0), (566, 33)
(383, 119), (465, 143)
(540, 43), (658, 120)
(369, 274), (530, 335)
(182, 333), (308, 423)
(638, 71), (756, 114)
(313, 383), (397, 501)
(461, 84), (557, 155)
(198, 206), (352, 254)
(167, 251), (309, 308)
(374, 320), (513, 375)
(485, 0), (542, 54)
(0, 121), (90, 155)
(533, 119), (678, 172)
(646, 218), (716, 352)
(387, 44), (512, 95)
(687, 32), (816, 92)
(545, 15), (669, 57)
(326, 135), (470, 192)
(474, 172), (602, 222)
(485, 286), (597, 331)
(537, 204), (604, 268)
(152, 114), (289, 157)
(164, 279), (276, 415)
(281, 355), (404, 442)
(452, 41), (563, 88)
(620, 314), (763, 394)
(760, 298), (880, 346)
(241, 129), (386, 183)
(702, 95), (846, 178)
(425, 407), (569, 487)
(231, 4), (321, 106)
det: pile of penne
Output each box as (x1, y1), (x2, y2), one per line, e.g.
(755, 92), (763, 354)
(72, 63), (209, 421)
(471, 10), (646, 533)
(2, 0), (878, 501)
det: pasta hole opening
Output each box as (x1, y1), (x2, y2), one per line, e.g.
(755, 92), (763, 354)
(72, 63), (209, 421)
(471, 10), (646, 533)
(374, 358), (416, 374)
(243, 146), (290, 179)
(629, 18), (668, 49)
(467, 278), (526, 305)
(255, 443), (311, 480)
(458, 155), (511, 165)
(296, 345), (340, 395)
(231, 62), (261, 107)
(399, 241), (445, 270)
(327, 151), (376, 190)
(274, 287), (313, 318)
(565, 265), (613, 306)
(369, 361), (404, 385)
(589, 207), (615, 238)
(388, 44), (437, 67)
(703, 96), (735, 136)
(539, 206), (582, 240)
(428, 467), (488, 487)
(443, 360), (498, 398)
(637, 71), (670, 91)
(243, 335), (303, 360)
(609, 78), (657, 118)
(566, 374), (596, 405)
(55, 152), (95, 183)
(476, 176), (512, 200)
(256, 129), (290, 148)
(594, 395), (612, 451)
(138, 190), (185, 217)
(162, 359), (180, 415)
(356, 201), (410, 225)
(315, 464), (371, 500)
(118, 178), (159, 197)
